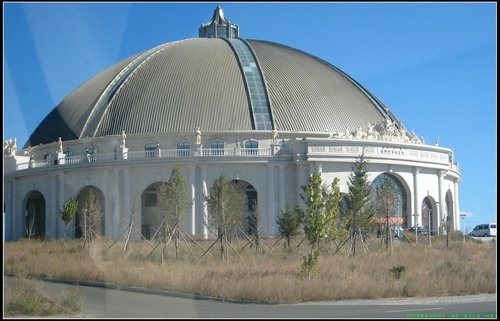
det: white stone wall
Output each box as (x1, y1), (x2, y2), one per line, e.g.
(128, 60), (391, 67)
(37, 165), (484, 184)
(3, 133), (461, 241)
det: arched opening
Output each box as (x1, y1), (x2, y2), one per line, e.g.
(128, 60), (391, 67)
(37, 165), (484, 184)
(24, 191), (46, 238)
(232, 180), (258, 235)
(141, 182), (167, 240)
(370, 173), (408, 228)
(421, 197), (436, 235)
(75, 186), (105, 238)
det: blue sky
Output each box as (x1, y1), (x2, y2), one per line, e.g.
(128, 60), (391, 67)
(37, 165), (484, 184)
(3, 2), (496, 232)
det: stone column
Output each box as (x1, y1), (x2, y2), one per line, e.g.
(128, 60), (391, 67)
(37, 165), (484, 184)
(188, 165), (196, 235)
(278, 164), (286, 223)
(266, 163), (275, 236)
(412, 167), (420, 228)
(122, 168), (131, 238)
(49, 173), (57, 239)
(454, 181), (460, 231)
(111, 169), (120, 239)
(13, 179), (21, 240)
(437, 169), (445, 235)
(200, 165), (208, 239)
(57, 173), (66, 238)
(296, 161), (307, 208)
(5, 180), (13, 240)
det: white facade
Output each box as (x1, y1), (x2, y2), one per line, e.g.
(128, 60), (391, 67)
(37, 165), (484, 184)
(3, 126), (461, 241)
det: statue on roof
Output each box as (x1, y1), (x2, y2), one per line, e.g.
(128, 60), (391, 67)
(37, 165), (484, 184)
(120, 131), (127, 148)
(272, 128), (279, 143)
(58, 137), (63, 154)
(4, 138), (17, 157)
(195, 127), (202, 145)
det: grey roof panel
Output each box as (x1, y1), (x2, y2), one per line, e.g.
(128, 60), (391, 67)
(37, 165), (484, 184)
(94, 38), (251, 136)
(247, 40), (389, 133)
(25, 54), (140, 147)
(25, 38), (398, 148)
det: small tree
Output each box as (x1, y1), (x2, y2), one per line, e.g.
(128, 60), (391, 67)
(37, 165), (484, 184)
(346, 154), (376, 256)
(204, 174), (245, 260)
(157, 167), (192, 259)
(299, 173), (343, 279)
(59, 197), (78, 239)
(247, 199), (261, 252)
(276, 206), (302, 248)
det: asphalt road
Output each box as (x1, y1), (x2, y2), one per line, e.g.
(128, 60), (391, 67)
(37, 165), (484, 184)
(4, 276), (497, 318)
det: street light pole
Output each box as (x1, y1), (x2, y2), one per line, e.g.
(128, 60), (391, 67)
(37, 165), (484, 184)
(460, 213), (468, 243)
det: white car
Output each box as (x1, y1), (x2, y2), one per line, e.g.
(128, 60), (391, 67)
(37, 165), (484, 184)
(469, 223), (496, 237)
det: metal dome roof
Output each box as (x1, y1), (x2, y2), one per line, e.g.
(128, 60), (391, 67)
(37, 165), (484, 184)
(24, 37), (395, 148)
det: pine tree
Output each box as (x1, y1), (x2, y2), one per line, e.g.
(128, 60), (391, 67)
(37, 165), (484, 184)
(346, 153), (375, 256)
(276, 206), (302, 248)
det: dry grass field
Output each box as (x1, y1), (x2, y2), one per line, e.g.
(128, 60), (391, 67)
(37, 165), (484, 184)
(4, 232), (496, 307)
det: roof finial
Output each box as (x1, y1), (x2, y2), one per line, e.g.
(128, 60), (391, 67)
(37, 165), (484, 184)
(199, 4), (239, 38)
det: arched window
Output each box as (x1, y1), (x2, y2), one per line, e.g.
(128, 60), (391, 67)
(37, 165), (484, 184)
(143, 186), (158, 208)
(210, 140), (225, 156)
(244, 140), (258, 155)
(64, 148), (73, 158)
(177, 142), (191, 157)
(145, 142), (159, 158)
(370, 173), (408, 227)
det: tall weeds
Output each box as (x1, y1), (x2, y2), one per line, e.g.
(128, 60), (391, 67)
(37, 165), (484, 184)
(4, 237), (496, 304)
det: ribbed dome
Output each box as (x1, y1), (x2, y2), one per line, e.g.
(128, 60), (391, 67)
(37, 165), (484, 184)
(25, 37), (396, 148)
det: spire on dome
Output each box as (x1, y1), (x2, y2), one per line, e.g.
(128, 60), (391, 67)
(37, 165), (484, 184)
(199, 5), (239, 38)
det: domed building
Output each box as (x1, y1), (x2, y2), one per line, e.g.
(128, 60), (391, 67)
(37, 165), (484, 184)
(4, 6), (461, 241)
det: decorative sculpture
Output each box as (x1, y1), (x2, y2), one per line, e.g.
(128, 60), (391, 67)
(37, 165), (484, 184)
(58, 137), (63, 153)
(195, 127), (202, 145)
(272, 128), (279, 143)
(120, 131), (126, 148)
(4, 138), (17, 157)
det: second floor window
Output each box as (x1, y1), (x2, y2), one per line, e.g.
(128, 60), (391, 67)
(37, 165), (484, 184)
(210, 140), (225, 156)
(145, 142), (159, 158)
(177, 142), (190, 157)
(244, 140), (258, 155)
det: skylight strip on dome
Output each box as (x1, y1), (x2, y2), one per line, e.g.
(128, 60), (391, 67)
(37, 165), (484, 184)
(226, 38), (273, 130)
(80, 41), (180, 138)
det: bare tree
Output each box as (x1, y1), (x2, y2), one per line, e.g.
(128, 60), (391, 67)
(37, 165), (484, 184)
(373, 178), (398, 251)
(79, 189), (103, 250)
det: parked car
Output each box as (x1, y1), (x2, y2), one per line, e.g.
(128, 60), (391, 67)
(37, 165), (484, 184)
(407, 226), (428, 236)
(468, 223), (496, 237)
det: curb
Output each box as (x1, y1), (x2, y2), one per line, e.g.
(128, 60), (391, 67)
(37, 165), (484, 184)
(40, 277), (269, 305)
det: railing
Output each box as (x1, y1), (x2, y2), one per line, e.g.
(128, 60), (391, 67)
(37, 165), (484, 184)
(86, 153), (116, 162)
(202, 148), (271, 157)
(32, 159), (53, 168)
(64, 155), (85, 165)
(12, 147), (289, 172)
